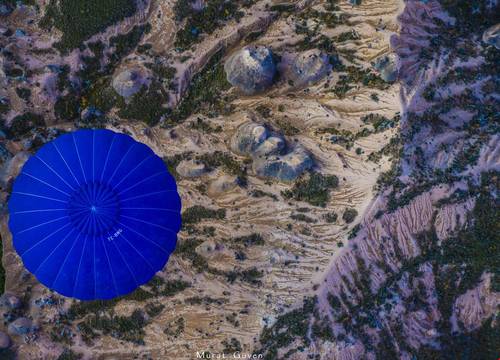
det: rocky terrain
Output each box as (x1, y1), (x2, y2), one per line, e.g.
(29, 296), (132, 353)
(0, 0), (497, 359)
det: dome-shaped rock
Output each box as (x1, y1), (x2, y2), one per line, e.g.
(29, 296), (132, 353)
(176, 159), (207, 178)
(253, 146), (313, 181)
(8, 317), (33, 336)
(112, 68), (149, 98)
(208, 174), (239, 196)
(230, 122), (269, 155)
(0, 294), (21, 310)
(253, 136), (285, 157)
(225, 46), (277, 94)
(279, 50), (332, 87)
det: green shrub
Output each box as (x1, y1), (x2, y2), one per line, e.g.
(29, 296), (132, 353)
(332, 66), (389, 99)
(197, 151), (247, 184)
(342, 208), (358, 223)
(145, 303), (165, 317)
(108, 24), (151, 65)
(182, 205), (226, 224)
(8, 112), (45, 138)
(117, 83), (169, 126)
(188, 118), (222, 133)
(181, 247), (208, 272)
(82, 309), (147, 345)
(348, 223), (361, 239)
(54, 95), (80, 121)
(290, 213), (317, 223)
(222, 337), (242, 353)
(171, 50), (232, 122)
(160, 280), (191, 297)
(249, 189), (278, 200)
(173, 0), (249, 50)
(282, 172), (339, 207)
(226, 267), (263, 285)
(40, 0), (137, 52)
(323, 212), (338, 223)
(164, 317), (185, 337)
(232, 233), (264, 247)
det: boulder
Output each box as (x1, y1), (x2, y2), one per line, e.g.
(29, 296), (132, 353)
(208, 174), (239, 196)
(482, 24), (500, 49)
(373, 54), (398, 83)
(253, 146), (313, 182)
(8, 317), (33, 336)
(112, 68), (149, 98)
(0, 294), (21, 310)
(230, 122), (268, 155)
(176, 159), (206, 178)
(81, 106), (104, 121)
(224, 46), (277, 94)
(0, 331), (10, 349)
(231, 120), (313, 181)
(253, 136), (285, 157)
(279, 50), (332, 87)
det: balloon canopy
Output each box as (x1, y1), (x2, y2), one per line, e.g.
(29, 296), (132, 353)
(8, 129), (181, 300)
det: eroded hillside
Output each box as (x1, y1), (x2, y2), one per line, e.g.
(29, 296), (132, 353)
(256, 1), (499, 359)
(0, 0), (497, 359)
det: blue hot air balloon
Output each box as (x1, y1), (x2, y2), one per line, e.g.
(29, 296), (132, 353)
(8, 129), (181, 300)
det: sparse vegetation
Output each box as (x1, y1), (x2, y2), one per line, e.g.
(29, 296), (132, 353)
(332, 65), (389, 99)
(175, 238), (208, 272)
(226, 267), (263, 285)
(182, 205), (226, 224)
(250, 189), (278, 201)
(40, 0), (137, 52)
(222, 337), (242, 353)
(282, 172), (339, 207)
(7, 112), (45, 139)
(258, 297), (317, 358)
(342, 208), (358, 223)
(117, 83), (169, 126)
(275, 119), (300, 136)
(173, 0), (252, 50)
(164, 317), (185, 337)
(232, 233), (264, 247)
(348, 223), (361, 239)
(290, 213), (317, 223)
(189, 117), (223, 133)
(170, 50), (232, 122)
(79, 309), (147, 345)
(197, 151), (247, 184)
(163, 152), (192, 179)
(323, 212), (338, 223)
(62, 275), (190, 345)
